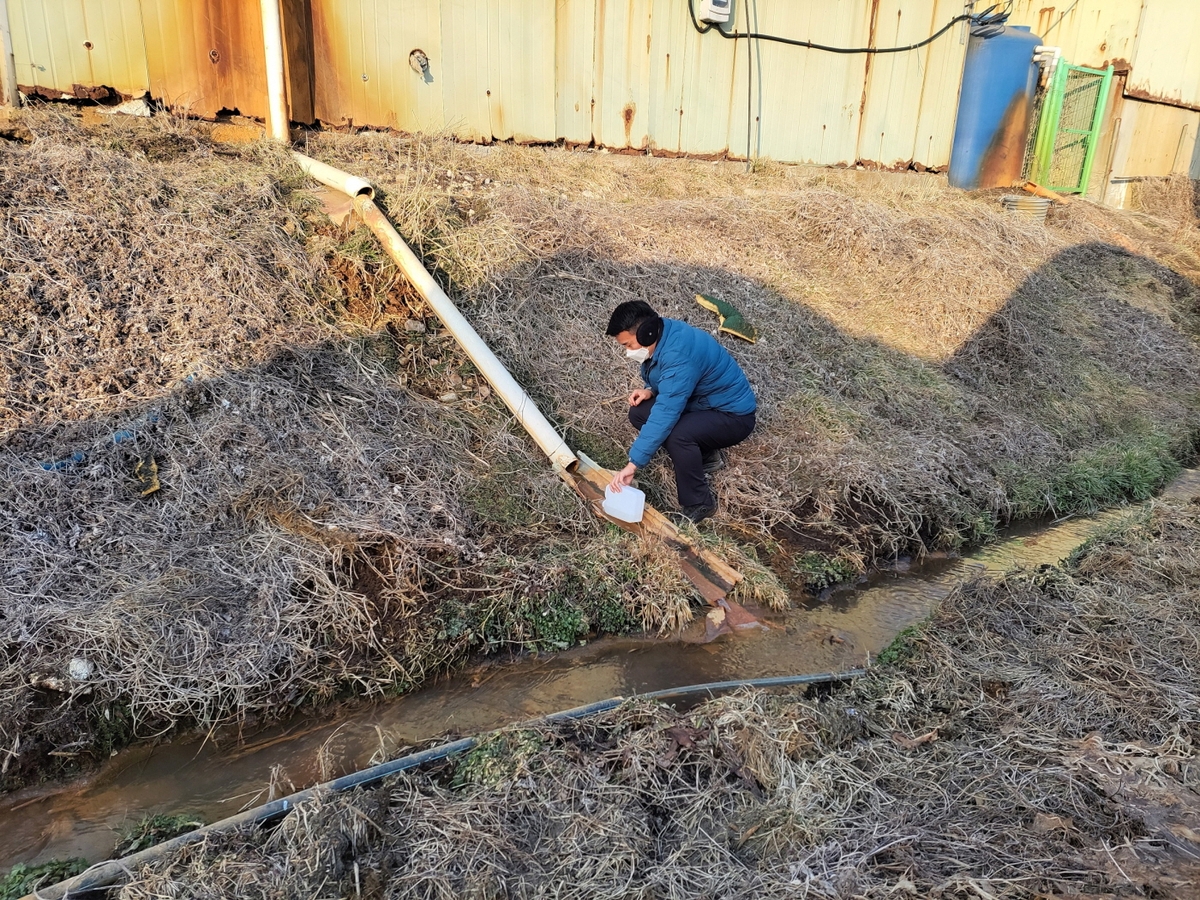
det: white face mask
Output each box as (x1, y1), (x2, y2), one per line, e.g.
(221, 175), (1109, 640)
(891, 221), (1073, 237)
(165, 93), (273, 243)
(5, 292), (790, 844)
(625, 347), (650, 363)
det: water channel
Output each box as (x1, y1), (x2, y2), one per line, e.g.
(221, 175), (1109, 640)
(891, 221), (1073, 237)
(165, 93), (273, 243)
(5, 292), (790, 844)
(3, 469), (1197, 871)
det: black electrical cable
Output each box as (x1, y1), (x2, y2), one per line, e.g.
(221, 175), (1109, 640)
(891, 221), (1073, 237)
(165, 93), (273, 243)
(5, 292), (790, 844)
(688, 0), (1012, 54)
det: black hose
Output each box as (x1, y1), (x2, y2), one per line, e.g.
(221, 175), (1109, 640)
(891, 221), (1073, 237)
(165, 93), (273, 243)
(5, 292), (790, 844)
(24, 670), (864, 900)
(687, 0), (1011, 54)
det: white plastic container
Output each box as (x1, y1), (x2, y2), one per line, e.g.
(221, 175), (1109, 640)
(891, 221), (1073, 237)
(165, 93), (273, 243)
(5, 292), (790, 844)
(603, 485), (646, 524)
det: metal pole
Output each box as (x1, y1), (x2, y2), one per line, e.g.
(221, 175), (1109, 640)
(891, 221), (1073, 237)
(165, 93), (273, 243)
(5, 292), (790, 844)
(0, 0), (20, 108)
(260, 0), (290, 142)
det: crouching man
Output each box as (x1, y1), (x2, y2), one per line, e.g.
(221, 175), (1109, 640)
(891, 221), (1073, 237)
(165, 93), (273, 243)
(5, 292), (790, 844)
(605, 300), (757, 523)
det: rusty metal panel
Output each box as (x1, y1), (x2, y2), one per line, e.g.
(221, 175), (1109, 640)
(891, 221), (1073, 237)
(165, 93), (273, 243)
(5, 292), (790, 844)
(141, 1), (269, 120)
(1109, 97), (1199, 177)
(312, 0), (556, 143)
(282, 0), (315, 124)
(9, 0), (148, 98)
(311, 0), (445, 132)
(592, 0), (653, 149)
(555, 0), (595, 143)
(1127, 0), (1200, 111)
(1007, 0), (1142, 71)
(859, 0), (967, 168)
(747, 1), (872, 165)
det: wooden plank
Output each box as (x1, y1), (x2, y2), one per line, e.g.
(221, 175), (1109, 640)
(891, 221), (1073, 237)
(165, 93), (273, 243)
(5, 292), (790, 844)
(564, 453), (747, 612)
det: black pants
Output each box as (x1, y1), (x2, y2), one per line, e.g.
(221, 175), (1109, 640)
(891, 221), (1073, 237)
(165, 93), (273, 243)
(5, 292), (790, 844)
(629, 398), (756, 507)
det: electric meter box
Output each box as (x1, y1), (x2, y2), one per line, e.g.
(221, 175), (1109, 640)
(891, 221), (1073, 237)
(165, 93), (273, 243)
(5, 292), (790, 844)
(697, 0), (732, 25)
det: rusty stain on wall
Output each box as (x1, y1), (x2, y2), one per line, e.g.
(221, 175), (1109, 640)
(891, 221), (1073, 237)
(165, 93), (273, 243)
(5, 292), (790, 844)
(141, 0), (270, 119)
(1123, 85), (1200, 113)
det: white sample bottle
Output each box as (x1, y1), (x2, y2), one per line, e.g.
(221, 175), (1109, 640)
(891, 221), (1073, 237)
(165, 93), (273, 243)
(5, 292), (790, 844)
(602, 484), (646, 523)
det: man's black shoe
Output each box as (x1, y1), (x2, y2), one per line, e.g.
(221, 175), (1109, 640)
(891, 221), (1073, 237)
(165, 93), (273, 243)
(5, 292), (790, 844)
(701, 449), (726, 476)
(670, 501), (717, 525)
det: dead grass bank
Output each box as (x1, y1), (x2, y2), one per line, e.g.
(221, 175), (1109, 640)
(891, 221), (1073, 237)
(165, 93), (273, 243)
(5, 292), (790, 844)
(109, 485), (1200, 899)
(0, 111), (698, 788)
(304, 131), (1200, 560)
(2, 107), (1199, 789)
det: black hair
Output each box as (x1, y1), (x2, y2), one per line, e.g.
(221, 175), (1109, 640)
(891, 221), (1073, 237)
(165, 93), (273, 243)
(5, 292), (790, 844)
(606, 300), (660, 338)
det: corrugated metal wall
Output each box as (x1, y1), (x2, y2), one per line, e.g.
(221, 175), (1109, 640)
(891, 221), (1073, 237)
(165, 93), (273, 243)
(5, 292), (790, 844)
(5, 0), (1200, 185)
(1126, 0), (1200, 109)
(1007, 0), (1143, 70)
(9, 0), (148, 98)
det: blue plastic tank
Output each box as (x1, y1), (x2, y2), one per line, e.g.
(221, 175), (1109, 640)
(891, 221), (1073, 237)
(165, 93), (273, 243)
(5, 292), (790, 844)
(948, 24), (1042, 190)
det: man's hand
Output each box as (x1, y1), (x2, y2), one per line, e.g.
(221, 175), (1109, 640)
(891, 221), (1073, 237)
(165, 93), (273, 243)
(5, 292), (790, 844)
(628, 388), (653, 406)
(608, 462), (638, 493)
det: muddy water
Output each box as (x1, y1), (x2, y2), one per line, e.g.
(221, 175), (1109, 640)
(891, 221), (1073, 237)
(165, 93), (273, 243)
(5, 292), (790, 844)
(3, 470), (1197, 870)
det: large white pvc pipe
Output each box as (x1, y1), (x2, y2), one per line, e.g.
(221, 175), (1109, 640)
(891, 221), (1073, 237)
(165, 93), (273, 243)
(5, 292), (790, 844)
(0, 0), (19, 108)
(260, 0), (289, 142)
(292, 152), (579, 472)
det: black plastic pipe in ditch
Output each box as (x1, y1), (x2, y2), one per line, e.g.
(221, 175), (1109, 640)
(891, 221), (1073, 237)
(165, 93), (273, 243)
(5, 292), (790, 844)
(23, 670), (865, 900)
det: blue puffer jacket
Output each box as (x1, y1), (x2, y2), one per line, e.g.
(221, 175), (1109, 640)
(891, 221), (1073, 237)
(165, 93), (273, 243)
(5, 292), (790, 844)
(628, 318), (757, 467)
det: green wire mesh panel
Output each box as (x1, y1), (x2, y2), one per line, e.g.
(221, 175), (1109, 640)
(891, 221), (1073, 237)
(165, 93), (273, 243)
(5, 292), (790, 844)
(1047, 68), (1105, 190)
(1028, 63), (1113, 194)
(1021, 89), (1045, 182)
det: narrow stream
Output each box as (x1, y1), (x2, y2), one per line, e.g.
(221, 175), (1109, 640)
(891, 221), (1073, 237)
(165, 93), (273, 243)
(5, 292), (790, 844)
(3, 470), (1197, 871)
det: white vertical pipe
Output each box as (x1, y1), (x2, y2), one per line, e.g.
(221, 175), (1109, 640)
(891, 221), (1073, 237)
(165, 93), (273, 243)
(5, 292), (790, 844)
(260, 0), (289, 142)
(0, 0), (20, 108)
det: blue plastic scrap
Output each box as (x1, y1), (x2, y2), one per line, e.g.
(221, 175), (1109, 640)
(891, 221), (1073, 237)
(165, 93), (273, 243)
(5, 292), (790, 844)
(39, 411), (161, 472)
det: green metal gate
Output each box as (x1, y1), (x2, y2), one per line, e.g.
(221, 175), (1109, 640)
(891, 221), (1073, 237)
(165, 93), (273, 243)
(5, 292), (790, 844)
(1027, 63), (1114, 194)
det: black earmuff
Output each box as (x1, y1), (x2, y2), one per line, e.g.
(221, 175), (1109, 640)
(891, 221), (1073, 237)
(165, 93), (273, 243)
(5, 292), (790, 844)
(635, 316), (663, 347)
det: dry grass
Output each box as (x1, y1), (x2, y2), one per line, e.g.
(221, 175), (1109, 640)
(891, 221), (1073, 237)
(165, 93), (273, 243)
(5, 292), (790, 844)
(0, 111), (695, 785)
(3, 107), (1200, 788)
(114, 488), (1200, 899)
(306, 130), (1200, 555)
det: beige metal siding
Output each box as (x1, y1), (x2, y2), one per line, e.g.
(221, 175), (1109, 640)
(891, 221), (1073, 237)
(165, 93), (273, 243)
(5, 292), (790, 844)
(746, 2), (872, 165)
(555, 0), (595, 144)
(646, 0), (685, 154)
(1111, 97), (1199, 175)
(674, 7), (736, 156)
(11, 0), (1200, 180)
(860, 0), (968, 167)
(9, 0), (148, 97)
(592, 0), (653, 150)
(1007, 0), (1142, 70)
(1128, 0), (1200, 110)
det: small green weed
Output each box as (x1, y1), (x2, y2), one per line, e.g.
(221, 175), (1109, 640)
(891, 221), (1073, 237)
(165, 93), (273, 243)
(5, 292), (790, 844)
(792, 552), (857, 592)
(453, 730), (544, 789)
(1, 859), (88, 900)
(114, 813), (205, 857)
(90, 702), (136, 760)
(463, 474), (538, 529)
(528, 598), (587, 650)
(1049, 439), (1178, 512)
(874, 623), (925, 667)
